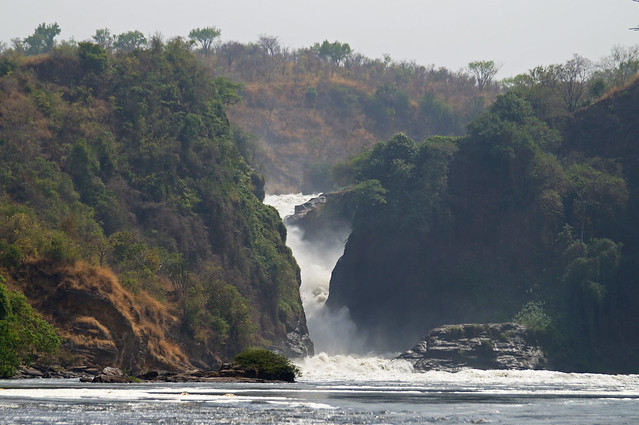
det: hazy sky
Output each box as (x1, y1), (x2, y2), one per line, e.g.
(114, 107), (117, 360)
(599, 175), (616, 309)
(2, 0), (638, 78)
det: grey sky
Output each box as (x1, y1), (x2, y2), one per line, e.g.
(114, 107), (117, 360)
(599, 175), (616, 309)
(2, 0), (638, 78)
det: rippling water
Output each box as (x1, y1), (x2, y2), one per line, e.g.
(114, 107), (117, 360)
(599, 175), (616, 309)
(2, 356), (639, 424)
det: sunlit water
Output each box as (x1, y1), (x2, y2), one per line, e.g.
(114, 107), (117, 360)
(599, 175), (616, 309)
(2, 362), (639, 424)
(3, 194), (638, 423)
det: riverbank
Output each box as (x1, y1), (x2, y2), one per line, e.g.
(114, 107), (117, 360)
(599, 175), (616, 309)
(11, 364), (289, 383)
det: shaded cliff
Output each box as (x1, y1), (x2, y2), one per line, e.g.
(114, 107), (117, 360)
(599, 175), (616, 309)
(324, 81), (639, 372)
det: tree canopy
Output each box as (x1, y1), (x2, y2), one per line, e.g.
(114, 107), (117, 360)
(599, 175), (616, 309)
(468, 60), (501, 90)
(188, 27), (221, 56)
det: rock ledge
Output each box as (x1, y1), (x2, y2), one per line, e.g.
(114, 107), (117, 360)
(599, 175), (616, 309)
(397, 323), (548, 372)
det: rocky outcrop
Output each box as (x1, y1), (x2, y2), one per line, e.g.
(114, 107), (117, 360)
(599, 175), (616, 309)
(272, 321), (314, 358)
(284, 194), (328, 225)
(398, 323), (549, 372)
(83, 364), (287, 383)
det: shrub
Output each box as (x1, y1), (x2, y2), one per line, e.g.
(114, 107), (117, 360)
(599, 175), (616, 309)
(232, 348), (299, 382)
(514, 301), (552, 332)
(0, 281), (61, 378)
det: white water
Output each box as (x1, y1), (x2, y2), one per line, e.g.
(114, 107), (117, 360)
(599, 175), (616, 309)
(264, 193), (365, 355)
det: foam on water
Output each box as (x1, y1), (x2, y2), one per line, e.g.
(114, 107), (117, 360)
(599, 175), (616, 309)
(294, 352), (414, 382)
(291, 352), (639, 398)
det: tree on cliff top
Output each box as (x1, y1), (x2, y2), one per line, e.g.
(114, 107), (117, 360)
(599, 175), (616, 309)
(19, 22), (61, 55)
(189, 27), (221, 57)
(468, 60), (501, 90)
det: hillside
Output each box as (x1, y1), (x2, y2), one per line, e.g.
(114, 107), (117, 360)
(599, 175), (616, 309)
(0, 40), (311, 374)
(209, 44), (500, 193)
(203, 40), (632, 194)
(322, 78), (639, 372)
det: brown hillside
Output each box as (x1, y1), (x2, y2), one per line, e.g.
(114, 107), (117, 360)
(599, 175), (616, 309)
(14, 261), (196, 373)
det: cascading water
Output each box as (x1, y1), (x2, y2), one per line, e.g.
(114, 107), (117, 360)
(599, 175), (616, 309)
(264, 193), (367, 355)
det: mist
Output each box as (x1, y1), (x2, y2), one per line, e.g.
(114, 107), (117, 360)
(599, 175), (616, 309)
(265, 194), (366, 355)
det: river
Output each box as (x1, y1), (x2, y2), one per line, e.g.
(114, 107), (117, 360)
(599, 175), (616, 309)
(1, 194), (638, 424)
(2, 364), (639, 424)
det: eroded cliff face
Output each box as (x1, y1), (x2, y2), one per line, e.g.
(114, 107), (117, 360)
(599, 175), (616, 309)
(398, 323), (548, 372)
(19, 261), (193, 373)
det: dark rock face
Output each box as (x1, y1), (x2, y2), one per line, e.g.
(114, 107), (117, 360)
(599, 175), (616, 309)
(398, 323), (548, 372)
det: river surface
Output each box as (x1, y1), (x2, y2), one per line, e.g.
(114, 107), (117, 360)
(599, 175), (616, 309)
(2, 357), (639, 424)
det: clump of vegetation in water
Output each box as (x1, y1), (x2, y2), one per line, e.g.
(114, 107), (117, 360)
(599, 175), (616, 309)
(232, 349), (300, 382)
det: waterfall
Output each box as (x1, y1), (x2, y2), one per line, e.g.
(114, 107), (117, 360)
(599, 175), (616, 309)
(264, 193), (365, 355)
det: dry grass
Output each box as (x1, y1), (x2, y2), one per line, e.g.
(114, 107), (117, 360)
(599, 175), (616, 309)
(24, 260), (192, 371)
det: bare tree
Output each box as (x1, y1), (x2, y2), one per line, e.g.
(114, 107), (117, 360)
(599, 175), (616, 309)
(558, 54), (592, 112)
(258, 34), (281, 56)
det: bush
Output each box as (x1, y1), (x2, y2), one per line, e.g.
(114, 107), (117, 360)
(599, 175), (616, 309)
(0, 281), (61, 378)
(514, 301), (552, 332)
(232, 348), (299, 382)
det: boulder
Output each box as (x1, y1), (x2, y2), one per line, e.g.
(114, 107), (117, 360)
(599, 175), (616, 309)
(398, 323), (549, 372)
(285, 194), (328, 225)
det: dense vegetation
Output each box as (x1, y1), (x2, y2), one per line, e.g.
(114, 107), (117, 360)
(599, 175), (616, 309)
(211, 40), (637, 193)
(0, 29), (309, 374)
(325, 75), (639, 372)
(6, 25), (635, 194)
(0, 278), (60, 378)
(232, 348), (300, 382)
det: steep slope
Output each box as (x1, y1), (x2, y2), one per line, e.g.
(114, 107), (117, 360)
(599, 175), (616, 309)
(0, 41), (311, 373)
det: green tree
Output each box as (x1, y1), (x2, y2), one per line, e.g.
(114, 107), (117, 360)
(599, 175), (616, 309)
(114, 30), (147, 53)
(468, 60), (501, 90)
(23, 22), (61, 55)
(232, 348), (300, 382)
(318, 40), (352, 66)
(419, 92), (461, 135)
(78, 42), (108, 74)
(566, 162), (629, 242)
(92, 28), (114, 50)
(188, 27), (221, 57)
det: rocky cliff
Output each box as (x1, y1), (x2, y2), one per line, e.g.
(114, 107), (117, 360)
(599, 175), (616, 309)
(398, 323), (548, 372)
